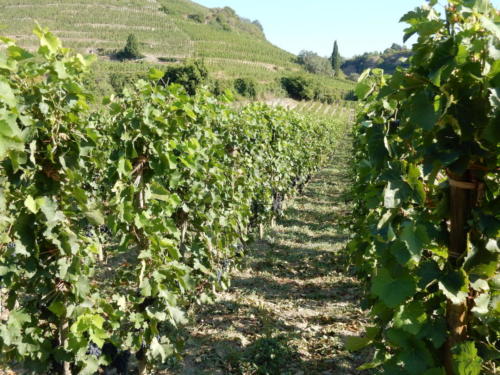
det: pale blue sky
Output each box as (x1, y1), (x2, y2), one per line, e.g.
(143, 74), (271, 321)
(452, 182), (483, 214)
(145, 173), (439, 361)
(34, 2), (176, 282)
(195, 0), (500, 58)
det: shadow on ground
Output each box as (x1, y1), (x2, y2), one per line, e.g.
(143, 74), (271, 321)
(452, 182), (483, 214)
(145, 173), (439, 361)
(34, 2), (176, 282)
(162, 152), (373, 375)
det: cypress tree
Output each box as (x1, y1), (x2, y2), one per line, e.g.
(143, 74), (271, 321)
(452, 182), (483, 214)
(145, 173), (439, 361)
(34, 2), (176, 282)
(331, 40), (341, 76)
(120, 34), (142, 60)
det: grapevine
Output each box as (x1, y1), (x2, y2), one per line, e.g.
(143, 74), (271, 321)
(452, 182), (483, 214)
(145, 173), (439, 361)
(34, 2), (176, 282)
(348, 1), (499, 374)
(0, 29), (345, 374)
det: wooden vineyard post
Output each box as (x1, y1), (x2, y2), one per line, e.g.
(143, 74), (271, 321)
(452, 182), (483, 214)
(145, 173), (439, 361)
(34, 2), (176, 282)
(444, 170), (483, 375)
(59, 319), (71, 375)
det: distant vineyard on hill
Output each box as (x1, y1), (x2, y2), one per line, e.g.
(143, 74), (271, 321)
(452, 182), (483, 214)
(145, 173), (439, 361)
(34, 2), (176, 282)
(0, 0), (354, 99)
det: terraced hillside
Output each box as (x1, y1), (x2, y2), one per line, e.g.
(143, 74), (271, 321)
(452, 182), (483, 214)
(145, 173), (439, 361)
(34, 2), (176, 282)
(0, 1), (292, 79)
(0, 0), (354, 99)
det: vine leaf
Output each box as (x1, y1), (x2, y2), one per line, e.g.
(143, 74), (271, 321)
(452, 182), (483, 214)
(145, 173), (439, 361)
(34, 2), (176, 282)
(394, 301), (427, 335)
(438, 268), (469, 305)
(344, 336), (371, 351)
(471, 293), (490, 315)
(48, 301), (66, 318)
(384, 181), (401, 208)
(407, 91), (438, 132)
(84, 209), (104, 226)
(397, 341), (434, 375)
(78, 359), (100, 375)
(485, 238), (499, 252)
(400, 221), (429, 263)
(452, 341), (482, 375)
(0, 78), (16, 107)
(371, 269), (416, 308)
(24, 195), (38, 214)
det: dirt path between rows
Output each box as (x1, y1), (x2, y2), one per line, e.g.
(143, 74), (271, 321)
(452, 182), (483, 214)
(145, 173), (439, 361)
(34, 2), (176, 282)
(164, 142), (371, 375)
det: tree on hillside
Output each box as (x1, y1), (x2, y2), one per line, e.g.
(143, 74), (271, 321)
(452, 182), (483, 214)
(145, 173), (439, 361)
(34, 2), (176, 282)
(117, 34), (143, 60)
(330, 40), (341, 76)
(297, 50), (333, 76)
(252, 20), (264, 32)
(161, 60), (208, 95)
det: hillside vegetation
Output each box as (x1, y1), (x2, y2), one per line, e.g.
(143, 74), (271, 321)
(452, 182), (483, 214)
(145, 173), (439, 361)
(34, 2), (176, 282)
(341, 43), (411, 80)
(0, 0), (353, 99)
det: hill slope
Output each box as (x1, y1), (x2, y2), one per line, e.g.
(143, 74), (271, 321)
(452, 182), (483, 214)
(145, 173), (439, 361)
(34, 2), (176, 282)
(0, 0), (353, 98)
(0, 0), (292, 65)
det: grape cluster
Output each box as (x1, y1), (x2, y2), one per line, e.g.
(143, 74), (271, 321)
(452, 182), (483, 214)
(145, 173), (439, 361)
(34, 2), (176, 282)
(102, 343), (131, 375)
(84, 225), (94, 238)
(99, 225), (112, 235)
(7, 242), (15, 249)
(86, 342), (102, 357)
(249, 200), (265, 229)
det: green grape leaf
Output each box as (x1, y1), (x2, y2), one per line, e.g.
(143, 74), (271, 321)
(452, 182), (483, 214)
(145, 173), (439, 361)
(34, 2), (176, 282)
(384, 181), (401, 208)
(85, 209), (105, 226)
(438, 268), (469, 304)
(471, 293), (490, 315)
(371, 269), (416, 308)
(148, 68), (164, 80)
(407, 91), (438, 132)
(78, 359), (100, 375)
(344, 336), (372, 352)
(150, 336), (167, 361)
(53, 61), (68, 79)
(48, 301), (66, 318)
(418, 318), (447, 349)
(394, 301), (427, 335)
(485, 238), (499, 252)
(452, 342), (482, 375)
(398, 344), (434, 375)
(34, 26), (61, 55)
(23, 195), (38, 214)
(391, 241), (412, 266)
(400, 221), (429, 263)
(0, 78), (16, 107)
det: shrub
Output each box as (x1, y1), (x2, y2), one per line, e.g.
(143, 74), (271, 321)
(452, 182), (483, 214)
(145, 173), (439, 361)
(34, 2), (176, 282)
(281, 74), (348, 103)
(234, 77), (257, 98)
(116, 34), (143, 60)
(252, 20), (264, 32)
(109, 73), (146, 95)
(188, 13), (204, 23)
(297, 50), (333, 76)
(161, 60), (209, 95)
(209, 79), (232, 97)
(280, 75), (315, 101)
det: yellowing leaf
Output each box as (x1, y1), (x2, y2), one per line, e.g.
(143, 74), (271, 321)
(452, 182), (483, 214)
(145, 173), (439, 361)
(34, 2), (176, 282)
(24, 195), (38, 214)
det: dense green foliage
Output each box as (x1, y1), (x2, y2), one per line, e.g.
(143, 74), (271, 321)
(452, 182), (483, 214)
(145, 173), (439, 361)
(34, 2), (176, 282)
(116, 34), (143, 60)
(108, 72), (147, 95)
(0, 30), (346, 374)
(297, 50), (334, 76)
(342, 43), (411, 80)
(160, 60), (209, 95)
(348, 1), (499, 374)
(233, 77), (257, 98)
(281, 74), (349, 103)
(281, 75), (316, 101)
(0, 27), (100, 374)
